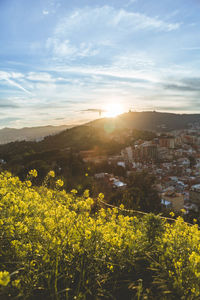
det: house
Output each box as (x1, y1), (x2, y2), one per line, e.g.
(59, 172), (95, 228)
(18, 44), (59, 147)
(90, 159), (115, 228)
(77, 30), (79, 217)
(190, 184), (200, 208)
(161, 190), (184, 211)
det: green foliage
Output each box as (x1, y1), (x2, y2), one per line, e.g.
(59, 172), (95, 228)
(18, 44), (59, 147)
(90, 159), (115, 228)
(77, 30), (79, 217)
(127, 171), (161, 212)
(0, 172), (200, 299)
(143, 213), (164, 244)
(110, 171), (161, 213)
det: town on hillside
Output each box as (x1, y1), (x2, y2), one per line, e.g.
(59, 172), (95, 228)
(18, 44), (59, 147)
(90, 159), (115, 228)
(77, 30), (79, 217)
(79, 126), (200, 215)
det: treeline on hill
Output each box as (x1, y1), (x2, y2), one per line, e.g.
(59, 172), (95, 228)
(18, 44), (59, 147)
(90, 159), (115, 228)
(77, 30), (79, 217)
(0, 172), (200, 300)
(92, 112), (200, 131)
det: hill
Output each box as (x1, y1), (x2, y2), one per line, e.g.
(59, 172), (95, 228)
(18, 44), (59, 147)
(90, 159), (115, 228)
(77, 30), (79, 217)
(34, 111), (200, 152)
(0, 120), (155, 179)
(0, 124), (73, 144)
(0, 114), (156, 191)
(21, 111), (200, 150)
(90, 111), (200, 131)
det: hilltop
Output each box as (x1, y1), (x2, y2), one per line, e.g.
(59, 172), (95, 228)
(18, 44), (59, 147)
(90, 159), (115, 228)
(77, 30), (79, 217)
(38, 111), (200, 151)
(90, 111), (200, 131)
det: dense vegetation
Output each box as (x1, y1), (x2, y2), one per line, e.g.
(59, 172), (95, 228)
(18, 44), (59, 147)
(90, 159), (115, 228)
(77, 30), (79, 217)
(108, 172), (161, 213)
(1, 172), (200, 299)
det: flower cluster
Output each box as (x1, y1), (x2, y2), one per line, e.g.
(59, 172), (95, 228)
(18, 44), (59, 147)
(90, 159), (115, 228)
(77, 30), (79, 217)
(28, 169), (37, 177)
(48, 170), (55, 178)
(0, 271), (10, 287)
(0, 172), (200, 299)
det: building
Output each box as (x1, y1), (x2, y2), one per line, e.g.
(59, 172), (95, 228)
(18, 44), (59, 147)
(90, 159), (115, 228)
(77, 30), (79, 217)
(190, 184), (200, 208)
(121, 146), (133, 164)
(94, 173), (108, 179)
(109, 177), (127, 189)
(159, 137), (175, 149)
(140, 142), (158, 161)
(182, 135), (197, 145)
(133, 142), (158, 162)
(161, 191), (184, 211)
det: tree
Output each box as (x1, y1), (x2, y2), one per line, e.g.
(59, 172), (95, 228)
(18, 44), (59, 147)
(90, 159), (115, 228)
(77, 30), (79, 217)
(114, 171), (161, 213)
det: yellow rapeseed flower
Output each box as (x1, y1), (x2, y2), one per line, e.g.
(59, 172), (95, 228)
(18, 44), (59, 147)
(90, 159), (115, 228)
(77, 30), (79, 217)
(29, 169), (37, 177)
(0, 271), (10, 286)
(26, 180), (32, 187)
(48, 170), (55, 178)
(56, 179), (64, 187)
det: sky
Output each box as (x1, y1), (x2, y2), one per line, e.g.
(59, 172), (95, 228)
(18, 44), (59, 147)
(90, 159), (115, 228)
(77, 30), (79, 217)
(0, 0), (200, 128)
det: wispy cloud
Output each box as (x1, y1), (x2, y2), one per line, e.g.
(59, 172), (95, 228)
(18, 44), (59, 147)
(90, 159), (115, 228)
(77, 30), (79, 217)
(81, 108), (106, 113)
(55, 6), (181, 36)
(46, 6), (181, 61)
(0, 71), (31, 94)
(27, 72), (55, 82)
(46, 38), (99, 59)
(125, 0), (138, 7)
(0, 99), (19, 109)
(42, 10), (49, 15)
(164, 77), (200, 92)
(48, 63), (158, 84)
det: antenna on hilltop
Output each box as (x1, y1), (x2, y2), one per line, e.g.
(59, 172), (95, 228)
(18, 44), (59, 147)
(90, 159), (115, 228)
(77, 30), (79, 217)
(152, 106), (157, 112)
(129, 107), (137, 113)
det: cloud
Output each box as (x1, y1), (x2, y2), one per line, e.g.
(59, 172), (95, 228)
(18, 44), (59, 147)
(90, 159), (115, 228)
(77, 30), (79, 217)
(0, 102), (19, 108)
(46, 39), (77, 57)
(126, 0), (137, 5)
(0, 71), (31, 94)
(55, 6), (181, 34)
(0, 117), (22, 126)
(164, 77), (200, 92)
(46, 38), (99, 59)
(164, 83), (200, 92)
(43, 10), (49, 15)
(49, 63), (158, 84)
(27, 72), (54, 82)
(109, 8), (180, 31)
(46, 6), (180, 60)
(81, 108), (106, 113)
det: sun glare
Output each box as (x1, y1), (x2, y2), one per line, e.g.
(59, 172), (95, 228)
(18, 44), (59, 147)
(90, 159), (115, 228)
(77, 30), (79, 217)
(104, 103), (124, 118)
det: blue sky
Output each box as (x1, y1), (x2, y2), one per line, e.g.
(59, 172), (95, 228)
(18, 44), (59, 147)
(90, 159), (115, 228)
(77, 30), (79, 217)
(0, 0), (200, 128)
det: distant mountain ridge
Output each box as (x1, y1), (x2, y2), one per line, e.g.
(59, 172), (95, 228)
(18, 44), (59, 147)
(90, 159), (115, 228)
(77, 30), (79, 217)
(0, 124), (74, 144)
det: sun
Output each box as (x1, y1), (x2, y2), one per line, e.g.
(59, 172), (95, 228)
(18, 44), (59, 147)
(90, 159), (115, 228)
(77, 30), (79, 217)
(104, 103), (124, 118)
